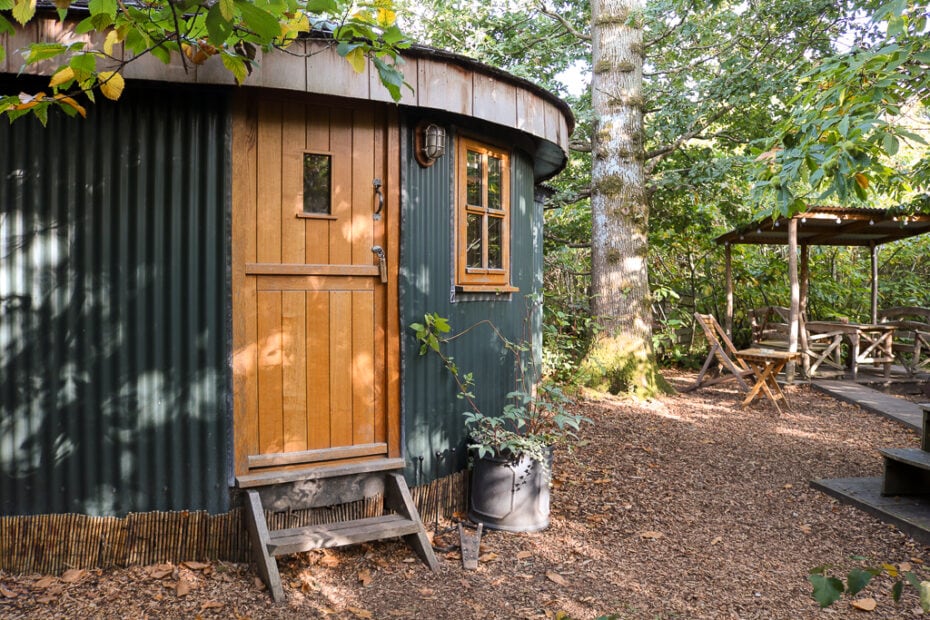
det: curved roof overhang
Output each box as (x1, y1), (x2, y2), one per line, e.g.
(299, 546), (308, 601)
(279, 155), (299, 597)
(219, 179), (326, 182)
(715, 206), (930, 247)
(2, 19), (574, 181)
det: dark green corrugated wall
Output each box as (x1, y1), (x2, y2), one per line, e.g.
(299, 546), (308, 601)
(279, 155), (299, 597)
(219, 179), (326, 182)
(0, 82), (231, 516)
(400, 123), (543, 484)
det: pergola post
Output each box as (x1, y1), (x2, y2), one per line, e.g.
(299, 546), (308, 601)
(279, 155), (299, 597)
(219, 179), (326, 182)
(800, 244), (810, 377)
(870, 242), (879, 324)
(725, 243), (733, 338)
(787, 218), (800, 382)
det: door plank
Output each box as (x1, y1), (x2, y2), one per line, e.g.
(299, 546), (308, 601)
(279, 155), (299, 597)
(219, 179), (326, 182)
(352, 106), (375, 266)
(282, 291), (308, 453)
(384, 108), (401, 457)
(306, 104), (331, 265)
(329, 107), (353, 265)
(330, 291), (353, 447)
(256, 99), (283, 264)
(352, 291), (375, 445)
(232, 94), (260, 475)
(257, 291), (284, 454)
(282, 101), (306, 263)
(306, 291), (331, 449)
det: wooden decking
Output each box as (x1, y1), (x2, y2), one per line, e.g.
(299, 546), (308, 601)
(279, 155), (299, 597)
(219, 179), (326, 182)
(812, 380), (924, 431)
(810, 378), (930, 546)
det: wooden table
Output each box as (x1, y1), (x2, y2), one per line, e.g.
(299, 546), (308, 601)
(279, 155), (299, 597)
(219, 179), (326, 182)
(735, 348), (801, 413)
(806, 321), (896, 380)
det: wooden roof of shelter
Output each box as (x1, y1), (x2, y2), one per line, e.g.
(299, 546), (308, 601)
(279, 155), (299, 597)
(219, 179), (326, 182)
(715, 206), (930, 247)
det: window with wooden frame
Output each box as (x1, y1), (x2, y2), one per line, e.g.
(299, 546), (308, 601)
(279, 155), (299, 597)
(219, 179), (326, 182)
(456, 138), (514, 291)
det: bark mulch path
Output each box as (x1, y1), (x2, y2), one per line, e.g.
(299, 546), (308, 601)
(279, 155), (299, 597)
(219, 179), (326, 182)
(2, 370), (929, 619)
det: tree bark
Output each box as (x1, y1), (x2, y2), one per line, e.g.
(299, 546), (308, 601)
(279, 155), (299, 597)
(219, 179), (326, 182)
(583, 0), (670, 395)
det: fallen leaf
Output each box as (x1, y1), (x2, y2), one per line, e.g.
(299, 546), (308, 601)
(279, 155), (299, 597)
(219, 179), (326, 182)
(478, 552), (499, 562)
(799, 524), (812, 535)
(900, 562), (913, 572)
(592, 478), (611, 484)
(0, 585), (17, 598)
(516, 551), (533, 560)
(710, 536), (723, 546)
(784, 483), (794, 489)
(33, 576), (57, 589)
(183, 561), (211, 571)
(640, 531), (664, 540)
(418, 587), (434, 598)
(851, 597), (877, 611)
(546, 571), (569, 586)
(346, 606), (373, 619)
(402, 557), (416, 563)
(146, 564), (174, 580)
(200, 600), (224, 611)
(60, 568), (86, 583)
(586, 514), (609, 523)
(253, 576), (266, 590)
(176, 577), (195, 597)
(37, 595), (56, 604)
(358, 569), (373, 586)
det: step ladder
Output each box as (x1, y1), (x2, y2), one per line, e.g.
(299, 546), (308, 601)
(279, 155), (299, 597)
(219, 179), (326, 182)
(237, 458), (438, 602)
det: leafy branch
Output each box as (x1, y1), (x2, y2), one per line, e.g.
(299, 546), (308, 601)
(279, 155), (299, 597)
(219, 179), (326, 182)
(0, 0), (412, 124)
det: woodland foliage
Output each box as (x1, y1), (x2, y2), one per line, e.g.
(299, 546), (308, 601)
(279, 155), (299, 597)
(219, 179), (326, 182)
(402, 0), (930, 375)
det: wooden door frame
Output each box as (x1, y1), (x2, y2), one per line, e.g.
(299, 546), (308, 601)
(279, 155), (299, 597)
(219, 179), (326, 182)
(230, 91), (402, 480)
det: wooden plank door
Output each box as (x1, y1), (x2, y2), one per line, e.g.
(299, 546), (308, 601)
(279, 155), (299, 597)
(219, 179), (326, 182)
(231, 94), (400, 478)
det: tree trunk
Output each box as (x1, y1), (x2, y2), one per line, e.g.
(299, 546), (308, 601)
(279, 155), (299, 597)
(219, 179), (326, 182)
(583, 0), (671, 396)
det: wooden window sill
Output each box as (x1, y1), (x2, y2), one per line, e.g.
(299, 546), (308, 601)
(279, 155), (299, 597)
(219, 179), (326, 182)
(455, 284), (519, 294)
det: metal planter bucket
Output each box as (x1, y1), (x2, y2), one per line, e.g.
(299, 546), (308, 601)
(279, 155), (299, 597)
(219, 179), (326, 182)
(467, 447), (552, 532)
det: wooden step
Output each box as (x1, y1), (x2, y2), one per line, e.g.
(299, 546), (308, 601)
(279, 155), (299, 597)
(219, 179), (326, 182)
(267, 514), (420, 556)
(879, 448), (930, 470)
(879, 448), (930, 496)
(236, 457), (406, 488)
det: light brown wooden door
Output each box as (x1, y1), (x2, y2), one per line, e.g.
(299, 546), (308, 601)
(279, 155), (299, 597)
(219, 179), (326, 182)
(231, 94), (400, 478)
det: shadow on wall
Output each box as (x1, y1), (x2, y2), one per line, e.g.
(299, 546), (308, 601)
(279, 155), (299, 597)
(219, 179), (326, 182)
(0, 84), (230, 517)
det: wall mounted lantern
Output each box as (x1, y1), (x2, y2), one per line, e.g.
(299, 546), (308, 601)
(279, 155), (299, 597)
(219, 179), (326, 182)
(414, 120), (446, 167)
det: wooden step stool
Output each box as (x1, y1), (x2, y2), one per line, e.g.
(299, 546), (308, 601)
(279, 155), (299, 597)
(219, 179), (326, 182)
(237, 458), (438, 602)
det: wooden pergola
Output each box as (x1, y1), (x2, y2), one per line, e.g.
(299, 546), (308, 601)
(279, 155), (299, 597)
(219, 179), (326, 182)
(715, 206), (930, 353)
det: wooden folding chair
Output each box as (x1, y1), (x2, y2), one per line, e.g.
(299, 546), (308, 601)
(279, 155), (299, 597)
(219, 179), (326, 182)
(684, 313), (754, 392)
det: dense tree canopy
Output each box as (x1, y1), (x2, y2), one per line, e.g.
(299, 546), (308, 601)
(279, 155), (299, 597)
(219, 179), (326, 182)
(402, 0), (930, 378)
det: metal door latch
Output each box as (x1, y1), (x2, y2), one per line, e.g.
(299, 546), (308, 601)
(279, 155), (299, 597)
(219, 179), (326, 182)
(371, 245), (387, 283)
(373, 178), (383, 221)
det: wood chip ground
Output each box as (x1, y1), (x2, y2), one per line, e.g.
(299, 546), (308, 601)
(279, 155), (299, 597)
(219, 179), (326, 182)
(2, 370), (928, 619)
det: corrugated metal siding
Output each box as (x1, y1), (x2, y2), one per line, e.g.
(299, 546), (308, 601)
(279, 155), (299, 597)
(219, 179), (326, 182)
(0, 82), (230, 516)
(400, 122), (542, 484)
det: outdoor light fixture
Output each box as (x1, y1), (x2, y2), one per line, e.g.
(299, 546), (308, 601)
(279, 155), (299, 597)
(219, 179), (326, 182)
(414, 120), (446, 167)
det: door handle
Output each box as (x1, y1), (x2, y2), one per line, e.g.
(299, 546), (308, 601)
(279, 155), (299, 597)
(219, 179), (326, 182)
(373, 178), (383, 220)
(371, 245), (387, 283)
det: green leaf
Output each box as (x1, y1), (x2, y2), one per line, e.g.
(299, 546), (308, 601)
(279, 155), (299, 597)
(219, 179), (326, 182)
(892, 580), (904, 602)
(221, 52), (248, 84)
(236, 0), (281, 41)
(0, 0), (14, 10)
(87, 0), (116, 19)
(12, 0), (35, 25)
(306, 0), (338, 13)
(845, 569), (874, 596)
(205, 3), (233, 44)
(24, 42), (67, 64)
(922, 581), (930, 613)
(809, 573), (844, 608)
(218, 0), (235, 20)
(372, 56), (403, 101)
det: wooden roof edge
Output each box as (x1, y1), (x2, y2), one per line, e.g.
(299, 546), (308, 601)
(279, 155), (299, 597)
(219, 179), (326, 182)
(715, 206), (930, 246)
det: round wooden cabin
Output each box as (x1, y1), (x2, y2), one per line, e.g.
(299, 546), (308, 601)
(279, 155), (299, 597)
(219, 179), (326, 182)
(0, 19), (572, 574)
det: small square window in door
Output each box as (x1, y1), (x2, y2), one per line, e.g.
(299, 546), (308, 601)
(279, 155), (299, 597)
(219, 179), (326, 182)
(303, 153), (332, 215)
